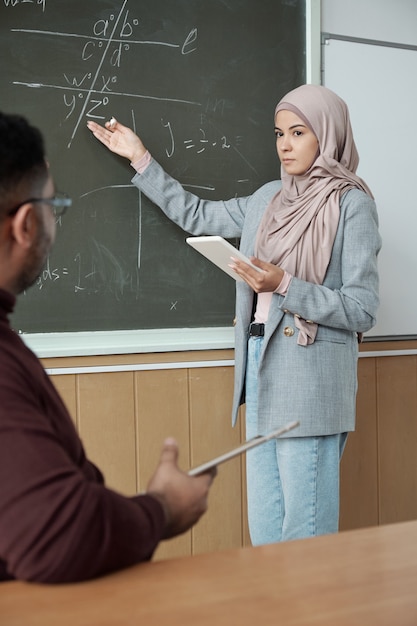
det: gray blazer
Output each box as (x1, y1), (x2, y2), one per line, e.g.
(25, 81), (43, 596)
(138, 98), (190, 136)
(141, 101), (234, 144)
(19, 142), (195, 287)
(133, 159), (381, 436)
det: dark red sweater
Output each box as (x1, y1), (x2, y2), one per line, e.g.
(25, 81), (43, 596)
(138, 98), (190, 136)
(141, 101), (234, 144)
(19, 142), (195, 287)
(0, 289), (165, 583)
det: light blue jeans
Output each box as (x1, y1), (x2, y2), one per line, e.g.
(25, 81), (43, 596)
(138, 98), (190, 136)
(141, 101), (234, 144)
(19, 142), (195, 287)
(245, 336), (347, 545)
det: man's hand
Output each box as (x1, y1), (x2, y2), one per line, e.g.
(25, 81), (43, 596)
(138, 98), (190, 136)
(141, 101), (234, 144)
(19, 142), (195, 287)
(146, 438), (216, 539)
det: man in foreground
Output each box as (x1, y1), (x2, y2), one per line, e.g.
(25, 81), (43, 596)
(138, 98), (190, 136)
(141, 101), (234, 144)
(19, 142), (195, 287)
(0, 111), (215, 584)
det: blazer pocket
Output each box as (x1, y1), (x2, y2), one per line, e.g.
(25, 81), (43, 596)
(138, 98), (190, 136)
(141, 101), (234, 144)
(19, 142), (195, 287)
(315, 326), (350, 345)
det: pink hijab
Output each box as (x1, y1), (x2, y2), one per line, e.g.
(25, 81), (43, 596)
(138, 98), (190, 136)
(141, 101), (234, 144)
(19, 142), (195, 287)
(255, 84), (373, 345)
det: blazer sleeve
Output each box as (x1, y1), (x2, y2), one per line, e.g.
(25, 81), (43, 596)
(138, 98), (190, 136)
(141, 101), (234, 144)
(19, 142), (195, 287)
(132, 158), (248, 238)
(280, 189), (382, 333)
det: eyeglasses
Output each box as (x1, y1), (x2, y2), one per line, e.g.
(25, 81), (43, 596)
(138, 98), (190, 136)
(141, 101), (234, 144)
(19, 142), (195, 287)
(7, 192), (72, 217)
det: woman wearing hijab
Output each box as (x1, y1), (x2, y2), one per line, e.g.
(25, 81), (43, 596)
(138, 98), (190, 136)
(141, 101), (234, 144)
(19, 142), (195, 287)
(87, 84), (381, 544)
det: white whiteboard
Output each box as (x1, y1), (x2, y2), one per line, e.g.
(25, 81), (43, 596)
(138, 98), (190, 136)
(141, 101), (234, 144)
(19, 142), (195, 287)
(323, 37), (417, 338)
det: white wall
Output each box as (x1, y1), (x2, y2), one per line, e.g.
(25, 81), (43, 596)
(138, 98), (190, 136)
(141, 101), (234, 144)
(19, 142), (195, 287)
(321, 0), (417, 46)
(321, 1), (417, 338)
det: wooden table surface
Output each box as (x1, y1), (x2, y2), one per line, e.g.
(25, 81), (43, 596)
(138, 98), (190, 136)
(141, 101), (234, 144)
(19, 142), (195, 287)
(1, 520), (417, 625)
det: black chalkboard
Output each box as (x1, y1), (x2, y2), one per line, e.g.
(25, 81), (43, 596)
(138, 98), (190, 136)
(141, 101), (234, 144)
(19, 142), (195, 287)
(0, 0), (306, 333)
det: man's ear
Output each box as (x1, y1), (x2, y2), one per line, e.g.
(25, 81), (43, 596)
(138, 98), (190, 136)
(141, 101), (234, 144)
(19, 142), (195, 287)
(10, 204), (37, 249)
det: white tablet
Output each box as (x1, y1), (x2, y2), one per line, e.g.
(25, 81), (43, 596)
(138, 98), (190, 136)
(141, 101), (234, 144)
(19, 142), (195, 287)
(188, 420), (300, 476)
(186, 235), (263, 281)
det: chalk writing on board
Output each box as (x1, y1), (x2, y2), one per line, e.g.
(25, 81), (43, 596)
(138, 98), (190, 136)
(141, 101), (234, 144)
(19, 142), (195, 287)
(4, 0), (46, 11)
(1, 0), (306, 332)
(8, 0), (213, 299)
(9, 0), (254, 297)
(11, 0), (200, 148)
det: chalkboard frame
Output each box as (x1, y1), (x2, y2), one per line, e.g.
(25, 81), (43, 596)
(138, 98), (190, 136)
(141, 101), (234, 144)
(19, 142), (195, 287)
(1, 0), (320, 358)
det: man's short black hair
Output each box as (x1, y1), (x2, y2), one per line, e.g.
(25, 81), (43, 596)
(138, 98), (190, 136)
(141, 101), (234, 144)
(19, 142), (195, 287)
(0, 111), (48, 218)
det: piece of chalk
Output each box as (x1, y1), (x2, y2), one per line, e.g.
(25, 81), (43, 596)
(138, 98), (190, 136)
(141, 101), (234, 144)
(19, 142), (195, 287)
(109, 117), (116, 128)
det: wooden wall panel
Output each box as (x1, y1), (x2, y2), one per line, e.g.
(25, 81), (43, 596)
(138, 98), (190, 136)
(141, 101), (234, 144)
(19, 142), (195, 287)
(377, 355), (417, 524)
(134, 368), (191, 560)
(340, 357), (379, 530)
(188, 366), (243, 555)
(50, 374), (78, 428)
(43, 342), (417, 560)
(77, 372), (137, 495)
(134, 368), (191, 484)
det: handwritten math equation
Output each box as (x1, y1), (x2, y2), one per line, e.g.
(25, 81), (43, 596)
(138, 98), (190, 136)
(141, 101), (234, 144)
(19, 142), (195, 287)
(10, 0), (236, 158)
(4, 0), (46, 12)
(5, 0), (247, 302)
